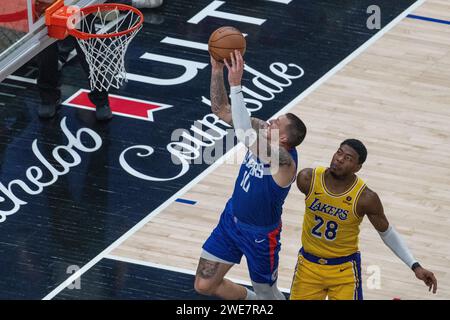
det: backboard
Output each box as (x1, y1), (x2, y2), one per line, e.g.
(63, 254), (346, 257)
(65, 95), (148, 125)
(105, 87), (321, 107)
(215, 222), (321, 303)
(0, 0), (105, 82)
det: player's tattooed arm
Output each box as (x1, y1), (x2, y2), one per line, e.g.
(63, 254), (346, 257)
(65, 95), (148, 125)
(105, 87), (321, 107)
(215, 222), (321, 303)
(210, 59), (233, 125)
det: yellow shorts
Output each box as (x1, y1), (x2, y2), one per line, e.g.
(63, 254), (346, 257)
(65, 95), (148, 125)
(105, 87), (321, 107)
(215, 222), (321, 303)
(289, 249), (363, 300)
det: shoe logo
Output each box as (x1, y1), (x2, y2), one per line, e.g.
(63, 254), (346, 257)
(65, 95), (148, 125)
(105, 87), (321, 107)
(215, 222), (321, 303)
(255, 239), (266, 243)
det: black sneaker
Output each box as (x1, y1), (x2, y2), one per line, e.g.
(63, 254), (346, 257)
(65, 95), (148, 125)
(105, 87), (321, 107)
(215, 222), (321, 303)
(95, 104), (113, 121)
(38, 99), (61, 119)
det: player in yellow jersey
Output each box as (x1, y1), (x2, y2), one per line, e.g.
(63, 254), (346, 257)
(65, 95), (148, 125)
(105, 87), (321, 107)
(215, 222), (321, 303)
(290, 139), (437, 300)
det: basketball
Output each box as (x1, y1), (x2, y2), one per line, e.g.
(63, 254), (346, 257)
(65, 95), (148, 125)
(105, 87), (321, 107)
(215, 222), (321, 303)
(208, 26), (246, 63)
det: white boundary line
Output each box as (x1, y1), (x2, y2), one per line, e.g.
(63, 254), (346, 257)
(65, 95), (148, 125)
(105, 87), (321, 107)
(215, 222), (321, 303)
(105, 254), (291, 293)
(105, 254), (199, 277)
(42, 0), (425, 300)
(6, 75), (37, 85)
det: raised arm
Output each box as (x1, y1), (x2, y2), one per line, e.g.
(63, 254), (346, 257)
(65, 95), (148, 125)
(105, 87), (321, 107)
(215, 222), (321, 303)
(224, 51), (296, 187)
(358, 188), (437, 294)
(210, 57), (232, 125)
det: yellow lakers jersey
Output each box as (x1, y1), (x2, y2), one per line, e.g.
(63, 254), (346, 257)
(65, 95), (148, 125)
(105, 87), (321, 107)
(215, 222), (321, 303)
(301, 167), (366, 258)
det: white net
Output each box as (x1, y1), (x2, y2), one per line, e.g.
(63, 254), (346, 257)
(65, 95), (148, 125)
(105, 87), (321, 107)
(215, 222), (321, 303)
(74, 6), (142, 91)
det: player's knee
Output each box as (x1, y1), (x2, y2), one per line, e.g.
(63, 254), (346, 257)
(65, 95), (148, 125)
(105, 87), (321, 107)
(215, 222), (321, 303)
(194, 276), (217, 296)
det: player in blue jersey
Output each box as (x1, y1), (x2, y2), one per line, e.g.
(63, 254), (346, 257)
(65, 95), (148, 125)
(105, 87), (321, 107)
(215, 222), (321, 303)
(194, 51), (307, 300)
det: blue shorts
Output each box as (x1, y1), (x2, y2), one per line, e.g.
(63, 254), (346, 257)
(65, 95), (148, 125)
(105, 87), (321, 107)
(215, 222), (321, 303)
(202, 204), (282, 285)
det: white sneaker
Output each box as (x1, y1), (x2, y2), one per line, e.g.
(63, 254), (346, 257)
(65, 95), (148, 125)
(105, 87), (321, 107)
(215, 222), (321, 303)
(132, 0), (163, 9)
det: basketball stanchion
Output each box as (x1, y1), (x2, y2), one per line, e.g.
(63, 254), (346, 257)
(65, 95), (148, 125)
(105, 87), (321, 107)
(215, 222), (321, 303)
(45, 0), (144, 91)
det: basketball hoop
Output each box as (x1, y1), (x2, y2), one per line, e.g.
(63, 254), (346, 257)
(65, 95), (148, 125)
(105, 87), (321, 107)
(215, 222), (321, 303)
(45, 0), (144, 91)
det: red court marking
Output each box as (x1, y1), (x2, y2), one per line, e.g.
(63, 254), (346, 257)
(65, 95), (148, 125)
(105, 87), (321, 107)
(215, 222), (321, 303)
(66, 90), (172, 122)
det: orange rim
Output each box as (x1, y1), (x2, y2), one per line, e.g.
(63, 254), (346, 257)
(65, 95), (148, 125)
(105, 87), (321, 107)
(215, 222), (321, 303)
(68, 4), (144, 40)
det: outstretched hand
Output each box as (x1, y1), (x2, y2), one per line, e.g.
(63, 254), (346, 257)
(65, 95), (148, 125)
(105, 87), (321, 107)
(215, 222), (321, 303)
(414, 266), (437, 294)
(224, 50), (244, 87)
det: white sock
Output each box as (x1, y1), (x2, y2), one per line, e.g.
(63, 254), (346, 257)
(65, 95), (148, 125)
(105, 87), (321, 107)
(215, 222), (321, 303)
(245, 288), (257, 300)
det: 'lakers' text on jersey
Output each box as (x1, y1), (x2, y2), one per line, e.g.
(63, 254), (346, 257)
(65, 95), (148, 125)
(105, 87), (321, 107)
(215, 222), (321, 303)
(302, 167), (366, 258)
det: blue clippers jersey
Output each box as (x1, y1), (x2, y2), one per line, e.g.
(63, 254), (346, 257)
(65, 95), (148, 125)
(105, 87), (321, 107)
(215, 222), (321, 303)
(229, 148), (298, 226)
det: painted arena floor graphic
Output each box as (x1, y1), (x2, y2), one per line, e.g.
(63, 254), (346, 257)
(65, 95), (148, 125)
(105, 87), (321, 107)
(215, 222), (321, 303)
(55, 255), (290, 299)
(55, 256), (218, 300)
(0, 0), (421, 299)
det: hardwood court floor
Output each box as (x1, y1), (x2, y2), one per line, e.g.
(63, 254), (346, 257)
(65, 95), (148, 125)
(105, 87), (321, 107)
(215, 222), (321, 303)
(112, 0), (450, 300)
